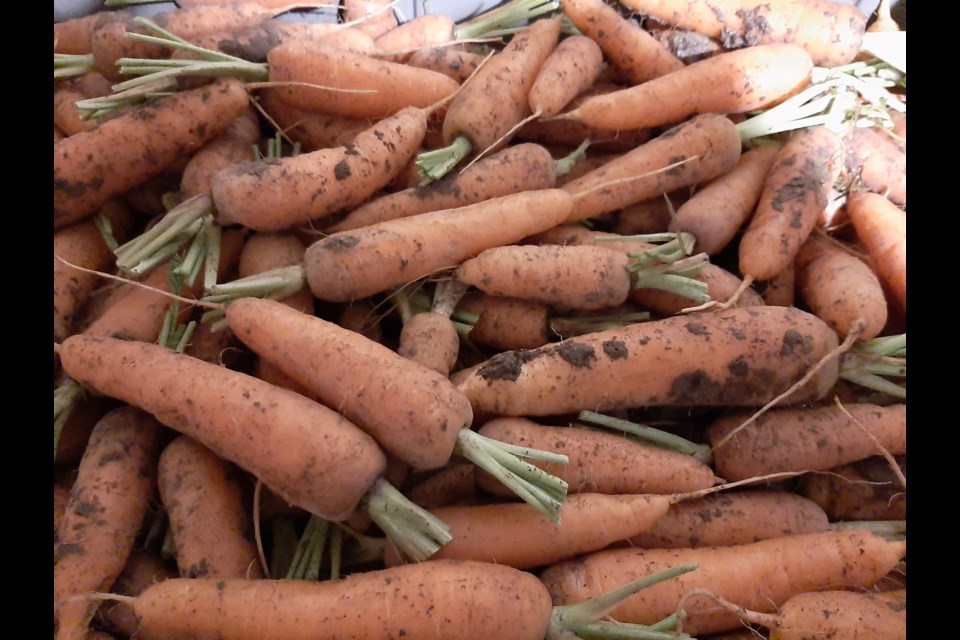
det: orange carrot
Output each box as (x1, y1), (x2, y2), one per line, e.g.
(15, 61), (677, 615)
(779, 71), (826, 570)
(528, 35), (604, 118)
(541, 529), (905, 636)
(54, 12), (112, 55)
(457, 292), (551, 351)
(342, 0), (399, 39)
(845, 190), (906, 314)
(397, 310), (461, 376)
(211, 106), (427, 231)
(54, 78), (249, 228)
(54, 407), (166, 640)
(303, 188), (574, 302)
(407, 46), (486, 83)
(255, 89), (373, 152)
(614, 192), (686, 235)
(456, 306), (840, 416)
(708, 403), (906, 481)
(557, 44), (813, 131)
(616, 0), (868, 66)
(407, 462), (478, 509)
(180, 107), (261, 200)
(559, 0), (684, 85)
(844, 125), (907, 208)
(96, 550), (178, 639)
(799, 455), (906, 521)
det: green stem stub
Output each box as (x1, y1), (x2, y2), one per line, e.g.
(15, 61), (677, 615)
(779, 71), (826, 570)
(840, 334), (906, 399)
(364, 477), (452, 563)
(54, 379), (84, 461)
(455, 429), (568, 524)
(577, 411), (711, 464)
(286, 515), (330, 581)
(114, 194), (213, 278)
(415, 136), (473, 183)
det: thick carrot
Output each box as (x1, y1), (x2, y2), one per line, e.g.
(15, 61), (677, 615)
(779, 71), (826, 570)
(303, 188), (574, 302)
(53, 87), (97, 137)
(184, 20), (377, 63)
(476, 418), (717, 496)
(794, 232), (888, 340)
(515, 113), (652, 153)
(384, 493), (673, 569)
(59, 334), (387, 522)
(528, 35), (604, 118)
(54, 78), (249, 228)
(180, 107), (261, 199)
(623, 490), (830, 548)
(738, 124), (845, 282)
(54, 406), (166, 640)
(225, 296), (472, 470)
(456, 305), (840, 416)
(708, 403), (906, 481)
(324, 142), (557, 233)
(616, 0), (867, 66)
(614, 192), (686, 235)
(844, 125), (907, 208)
(845, 190), (906, 313)
(158, 435), (263, 579)
(457, 292), (551, 351)
(342, 0), (399, 39)
(559, 0), (684, 85)
(670, 143), (781, 256)
(397, 310), (460, 375)
(407, 46), (486, 83)
(96, 550), (178, 639)
(557, 44), (813, 131)
(373, 14), (456, 62)
(211, 106), (427, 231)
(541, 529), (906, 636)
(561, 113), (743, 223)
(266, 40), (460, 118)
(255, 89), (373, 152)
(107, 560), (554, 640)
(799, 455), (906, 521)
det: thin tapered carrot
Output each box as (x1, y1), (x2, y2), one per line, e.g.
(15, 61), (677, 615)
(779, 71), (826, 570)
(541, 529), (905, 636)
(799, 455), (906, 521)
(54, 78), (249, 228)
(303, 188), (574, 303)
(845, 190), (906, 314)
(707, 403), (906, 481)
(556, 44), (813, 132)
(559, 0), (684, 85)
(515, 113), (652, 153)
(211, 106), (427, 231)
(53, 87), (98, 137)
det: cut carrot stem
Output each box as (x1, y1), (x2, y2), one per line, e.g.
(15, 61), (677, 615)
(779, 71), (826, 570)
(577, 411), (711, 463)
(362, 477), (453, 563)
(416, 136), (473, 183)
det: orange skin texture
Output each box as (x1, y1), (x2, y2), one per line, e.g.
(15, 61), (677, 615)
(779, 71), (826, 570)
(255, 90), (373, 152)
(615, 0), (866, 66)
(799, 455), (906, 521)
(560, 0), (684, 85)
(708, 403), (906, 481)
(794, 233), (888, 339)
(54, 12), (103, 54)
(374, 14), (455, 62)
(671, 144), (781, 255)
(128, 561), (553, 640)
(267, 41), (459, 118)
(844, 126), (906, 208)
(59, 334), (387, 521)
(54, 407), (166, 640)
(477, 418), (717, 496)
(456, 293), (551, 351)
(212, 107), (426, 231)
(158, 436), (263, 580)
(407, 462), (478, 509)
(624, 491), (830, 549)
(846, 191), (906, 313)
(326, 142), (557, 233)
(303, 188), (574, 302)
(384, 493), (673, 569)
(562, 44), (813, 131)
(398, 311), (460, 375)
(739, 124), (845, 282)
(456, 306), (839, 416)
(441, 17), (561, 153)
(180, 108), (260, 199)
(342, 0), (399, 39)
(562, 113), (743, 222)
(226, 297), (472, 470)
(97, 550), (177, 638)
(54, 78), (249, 228)
(529, 35), (604, 118)
(53, 88), (97, 137)
(541, 530), (906, 636)
(768, 590), (906, 640)
(407, 46), (486, 84)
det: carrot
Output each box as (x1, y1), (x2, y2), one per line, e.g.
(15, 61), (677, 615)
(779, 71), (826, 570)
(255, 89), (373, 152)
(515, 112), (652, 153)
(265, 40), (460, 118)
(54, 87), (98, 137)
(795, 232), (888, 340)
(561, 113), (743, 223)
(397, 309), (461, 376)
(384, 493), (673, 569)
(407, 46), (486, 83)
(476, 418), (717, 496)
(407, 462), (478, 509)
(59, 334), (387, 522)
(158, 435), (263, 579)
(799, 455), (906, 521)
(528, 35), (603, 118)
(211, 106), (427, 231)
(844, 125), (907, 208)
(738, 124), (846, 283)
(559, 0), (684, 85)
(456, 305), (840, 416)
(845, 191), (906, 314)
(623, 490), (830, 549)
(456, 292), (551, 351)
(180, 107), (261, 199)
(556, 44), (813, 132)
(373, 14), (456, 61)
(54, 78), (249, 229)
(614, 193), (685, 235)
(760, 259), (796, 306)
(707, 402), (906, 481)
(54, 406), (166, 640)
(616, 0), (868, 67)
(55, 395), (118, 467)
(303, 188), (574, 302)
(670, 143), (781, 256)
(680, 588), (906, 640)
(224, 296), (471, 470)
(54, 12), (111, 55)
(184, 20), (378, 63)
(541, 529), (906, 636)
(418, 16), (561, 180)
(324, 142), (557, 233)
(342, 0), (399, 39)
(96, 550), (178, 639)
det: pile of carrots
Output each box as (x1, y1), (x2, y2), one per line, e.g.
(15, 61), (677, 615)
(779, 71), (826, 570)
(54, 0), (907, 638)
